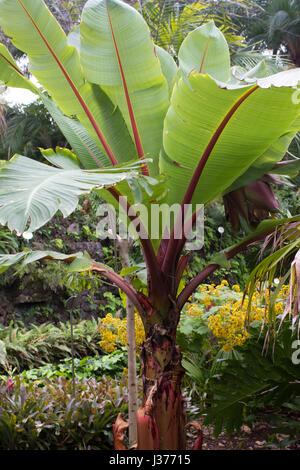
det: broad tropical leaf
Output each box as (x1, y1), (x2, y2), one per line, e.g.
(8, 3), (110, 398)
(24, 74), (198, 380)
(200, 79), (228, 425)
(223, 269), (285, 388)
(0, 0), (83, 116)
(80, 0), (170, 174)
(41, 92), (136, 170)
(224, 100), (300, 194)
(178, 20), (231, 82)
(40, 147), (81, 170)
(161, 69), (300, 207)
(0, 250), (86, 274)
(76, 82), (137, 167)
(40, 94), (110, 169)
(0, 0), (121, 167)
(224, 127), (300, 194)
(155, 45), (178, 95)
(0, 155), (140, 233)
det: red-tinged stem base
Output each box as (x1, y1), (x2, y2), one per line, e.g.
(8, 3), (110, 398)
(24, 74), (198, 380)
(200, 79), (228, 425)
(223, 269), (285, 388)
(137, 322), (187, 450)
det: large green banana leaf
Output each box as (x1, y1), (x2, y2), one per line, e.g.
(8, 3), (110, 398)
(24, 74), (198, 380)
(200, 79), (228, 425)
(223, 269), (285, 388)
(40, 95), (111, 169)
(76, 82), (136, 166)
(161, 68), (300, 207)
(80, 0), (170, 174)
(178, 20), (231, 82)
(0, 0), (136, 169)
(224, 115), (300, 194)
(159, 21), (300, 208)
(0, 36), (135, 170)
(0, 0), (83, 116)
(0, 40), (110, 170)
(0, 155), (141, 234)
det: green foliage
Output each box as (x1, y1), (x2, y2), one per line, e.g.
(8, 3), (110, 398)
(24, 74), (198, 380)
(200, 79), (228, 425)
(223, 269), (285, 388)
(14, 260), (69, 293)
(177, 281), (300, 443)
(203, 320), (300, 438)
(244, 0), (300, 66)
(0, 102), (66, 161)
(276, 186), (300, 217)
(0, 0), (299, 450)
(0, 155), (141, 234)
(0, 226), (18, 254)
(19, 350), (128, 383)
(99, 291), (124, 315)
(0, 319), (103, 374)
(137, 0), (246, 59)
(0, 375), (127, 450)
(177, 314), (210, 354)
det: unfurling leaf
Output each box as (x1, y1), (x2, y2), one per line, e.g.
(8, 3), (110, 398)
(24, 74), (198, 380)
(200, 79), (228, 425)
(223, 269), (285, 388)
(113, 413), (129, 450)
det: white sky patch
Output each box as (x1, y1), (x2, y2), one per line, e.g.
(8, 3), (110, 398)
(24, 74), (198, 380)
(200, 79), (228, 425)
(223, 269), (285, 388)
(3, 86), (38, 106)
(2, 56), (40, 106)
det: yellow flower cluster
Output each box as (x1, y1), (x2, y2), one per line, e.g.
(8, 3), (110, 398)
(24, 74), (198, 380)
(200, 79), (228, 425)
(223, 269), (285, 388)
(99, 313), (145, 353)
(187, 281), (288, 352)
(208, 305), (250, 352)
(185, 303), (203, 317)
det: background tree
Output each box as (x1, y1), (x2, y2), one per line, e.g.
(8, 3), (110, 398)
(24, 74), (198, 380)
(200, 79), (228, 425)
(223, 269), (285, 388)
(136, 0), (249, 58)
(243, 0), (300, 66)
(0, 102), (67, 161)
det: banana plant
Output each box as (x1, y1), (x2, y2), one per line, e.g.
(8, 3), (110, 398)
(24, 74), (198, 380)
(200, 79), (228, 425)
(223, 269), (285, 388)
(0, 0), (300, 450)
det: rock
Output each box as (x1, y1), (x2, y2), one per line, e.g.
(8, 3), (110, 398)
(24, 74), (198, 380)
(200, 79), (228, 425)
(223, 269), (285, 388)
(255, 440), (266, 446)
(276, 433), (290, 440)
(14, 291), (52, 304)
(67, 241), (103, 262)
(32, 242), (45, 250)
(241, 425), (252, 434)
(67, 222), (80, 233)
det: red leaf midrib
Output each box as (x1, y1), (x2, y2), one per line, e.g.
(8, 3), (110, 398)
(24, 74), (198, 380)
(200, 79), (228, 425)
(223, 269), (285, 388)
(0, 52), (26, 77)
(161, 82), (259, 275)
(16, 0), (118, 168)
(106, 0), (149, 176)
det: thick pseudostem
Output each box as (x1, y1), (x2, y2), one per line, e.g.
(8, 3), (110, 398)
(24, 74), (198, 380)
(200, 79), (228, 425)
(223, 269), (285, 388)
(137, 323), (187, 450)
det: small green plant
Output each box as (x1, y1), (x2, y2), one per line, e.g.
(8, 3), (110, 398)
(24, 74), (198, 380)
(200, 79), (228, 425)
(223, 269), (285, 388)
(0, 226), (19, 254)
(53, 238), (64, 250)
(99, 291), (123, 316)
(18, 350), (129, 383)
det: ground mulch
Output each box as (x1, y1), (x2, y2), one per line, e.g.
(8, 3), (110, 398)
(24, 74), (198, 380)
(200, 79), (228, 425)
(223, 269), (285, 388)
(187, 421), (300, 450)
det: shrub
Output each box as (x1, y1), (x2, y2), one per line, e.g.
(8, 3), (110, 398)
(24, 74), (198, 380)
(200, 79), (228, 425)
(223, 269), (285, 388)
(18, 350), (129, 383)
(0, 375), (127, 450)
(204, 319), (300, 439)
(177, 282), (299, 441)
(0, 319), (102, 374)
(182, 280), (288, 352)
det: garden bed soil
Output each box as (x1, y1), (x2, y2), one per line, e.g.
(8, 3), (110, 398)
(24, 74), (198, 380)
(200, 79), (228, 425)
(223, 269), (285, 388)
(187, 421), (300, 450)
